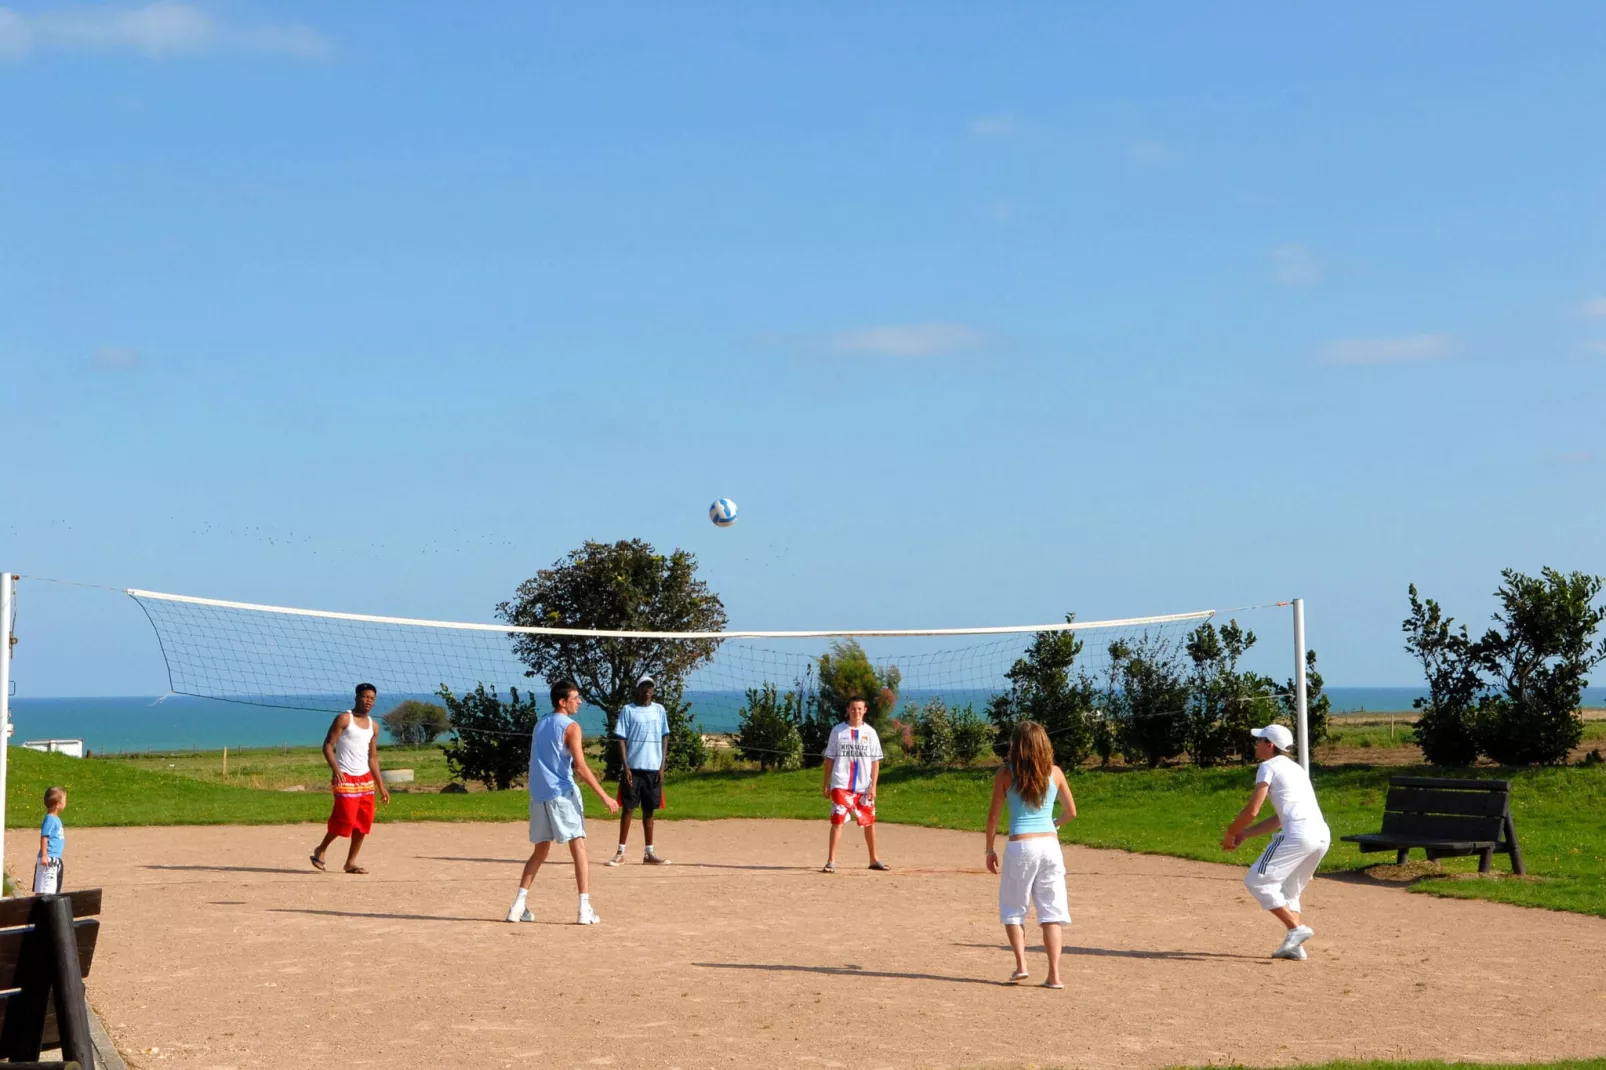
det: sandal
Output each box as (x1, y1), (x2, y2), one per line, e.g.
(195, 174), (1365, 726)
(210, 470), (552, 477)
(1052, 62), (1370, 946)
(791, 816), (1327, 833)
(868, 861), (891, 871)
(1040, 981), (1064, 990)
(309, 853), (327, 872)
(1007, 970), (1030, 984)
(344, 866), (369, 875)
(821, 861), (836, 873)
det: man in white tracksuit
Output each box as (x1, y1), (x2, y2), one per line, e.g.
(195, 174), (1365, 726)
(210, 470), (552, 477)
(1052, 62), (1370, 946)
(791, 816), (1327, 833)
(1221, 724), (1331, 960)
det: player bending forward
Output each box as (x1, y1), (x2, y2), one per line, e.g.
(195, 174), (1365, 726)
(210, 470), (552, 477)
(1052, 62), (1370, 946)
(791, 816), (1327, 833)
(1221, 724), (1331, 960)
(821, 696), (890, 873)
(507, 679), (620, 925)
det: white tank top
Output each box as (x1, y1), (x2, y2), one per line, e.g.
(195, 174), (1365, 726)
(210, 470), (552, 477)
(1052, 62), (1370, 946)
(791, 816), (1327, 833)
(335, 712), (375, 775)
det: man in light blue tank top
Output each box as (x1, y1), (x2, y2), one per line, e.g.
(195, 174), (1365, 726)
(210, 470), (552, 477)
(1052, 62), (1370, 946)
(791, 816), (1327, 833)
(507, 679), (619, 926)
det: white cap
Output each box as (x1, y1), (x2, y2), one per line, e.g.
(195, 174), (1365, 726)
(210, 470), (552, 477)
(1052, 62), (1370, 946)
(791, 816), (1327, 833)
(1251, 724), (1294, 751)
(636, 675), (655, 687)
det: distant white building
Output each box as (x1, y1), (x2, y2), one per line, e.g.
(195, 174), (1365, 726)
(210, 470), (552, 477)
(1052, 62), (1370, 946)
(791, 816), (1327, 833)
(22, 739), (84, 758)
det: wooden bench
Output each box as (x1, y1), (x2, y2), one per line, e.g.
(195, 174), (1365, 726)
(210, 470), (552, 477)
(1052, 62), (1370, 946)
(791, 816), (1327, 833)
(1341, 776), (1525, 875)
(0, 890), (102, 1070)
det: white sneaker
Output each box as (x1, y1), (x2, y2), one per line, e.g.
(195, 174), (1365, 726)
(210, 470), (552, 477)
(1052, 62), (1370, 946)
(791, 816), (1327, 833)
(604, 850), (627, 867)
(577, 902), (601, 925)
(505, 900), (532, 923)
(1273, 925), (1314, 958)
(1272, 945), (1308, 961)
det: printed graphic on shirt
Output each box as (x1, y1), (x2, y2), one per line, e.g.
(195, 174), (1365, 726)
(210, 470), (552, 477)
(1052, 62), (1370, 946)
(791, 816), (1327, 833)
(823, 723), (883, 793)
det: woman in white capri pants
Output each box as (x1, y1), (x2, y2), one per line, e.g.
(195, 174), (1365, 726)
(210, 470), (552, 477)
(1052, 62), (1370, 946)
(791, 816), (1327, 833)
(985, 721), (1077, 988)
(1221, 724), (1331, 960)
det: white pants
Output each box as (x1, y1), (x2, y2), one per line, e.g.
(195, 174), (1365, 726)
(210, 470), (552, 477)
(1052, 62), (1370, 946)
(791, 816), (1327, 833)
(1244, 832), (1329, 912)
(998, 838), (1071, 926)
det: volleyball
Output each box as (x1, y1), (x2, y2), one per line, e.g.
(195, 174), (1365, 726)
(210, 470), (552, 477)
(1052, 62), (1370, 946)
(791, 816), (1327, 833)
(709, 498), (739, 527)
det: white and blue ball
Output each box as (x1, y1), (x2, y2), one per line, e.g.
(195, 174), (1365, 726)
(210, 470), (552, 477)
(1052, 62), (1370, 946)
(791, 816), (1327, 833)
(709, 498), (739, 527)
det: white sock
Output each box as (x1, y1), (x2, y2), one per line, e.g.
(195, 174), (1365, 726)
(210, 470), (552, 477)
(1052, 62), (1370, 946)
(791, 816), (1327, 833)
(645, 844), (657, 855)
(513, 888), (527, 903)
(615, 844), (627, 854)
(579, 893), (590, 906)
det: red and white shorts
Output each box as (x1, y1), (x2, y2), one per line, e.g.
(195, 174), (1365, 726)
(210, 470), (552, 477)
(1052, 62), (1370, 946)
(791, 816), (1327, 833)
(328, 773), (376, 837)
(830, 788), (876, 827)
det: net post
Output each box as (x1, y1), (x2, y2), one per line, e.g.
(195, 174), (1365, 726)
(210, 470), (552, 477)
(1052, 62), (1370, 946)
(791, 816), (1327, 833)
(1292, 597), (1310, 773)
(0, 572), (13, 881)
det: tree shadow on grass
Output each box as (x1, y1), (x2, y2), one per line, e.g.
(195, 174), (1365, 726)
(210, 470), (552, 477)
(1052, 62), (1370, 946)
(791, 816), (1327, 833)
(145, 864), (311, 875)
(954, 942), (1259, 962)
(694, 962), (1003, 987)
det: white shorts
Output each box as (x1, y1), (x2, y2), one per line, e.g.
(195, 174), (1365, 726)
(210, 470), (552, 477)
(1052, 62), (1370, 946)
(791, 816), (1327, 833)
(1244, 832), (1329, 912)
(32, 858), (62, 895)
(998, 838), (1070, 926)
(529, 788), (586, 845)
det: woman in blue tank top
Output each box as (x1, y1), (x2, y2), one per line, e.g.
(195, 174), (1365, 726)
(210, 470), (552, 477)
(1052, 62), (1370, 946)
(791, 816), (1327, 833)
(985, 720), (1077, 988)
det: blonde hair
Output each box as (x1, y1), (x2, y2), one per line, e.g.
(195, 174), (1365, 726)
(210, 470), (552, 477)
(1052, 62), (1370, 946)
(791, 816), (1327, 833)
(1007, 721), (1054, 810)
(44, 786), (66, 811)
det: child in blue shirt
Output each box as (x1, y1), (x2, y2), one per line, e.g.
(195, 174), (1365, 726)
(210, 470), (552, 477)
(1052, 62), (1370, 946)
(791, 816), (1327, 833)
(35, 786), (66, 894)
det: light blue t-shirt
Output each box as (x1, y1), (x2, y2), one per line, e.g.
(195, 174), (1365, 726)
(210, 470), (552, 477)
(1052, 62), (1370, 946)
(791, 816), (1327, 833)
(529, 713), (577, 803)
(41, 814), (65, 859)
(614, 702), (668, 771)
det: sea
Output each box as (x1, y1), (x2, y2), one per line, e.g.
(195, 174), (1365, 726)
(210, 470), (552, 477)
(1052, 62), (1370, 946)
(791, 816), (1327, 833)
(10, 686), (1606, 755)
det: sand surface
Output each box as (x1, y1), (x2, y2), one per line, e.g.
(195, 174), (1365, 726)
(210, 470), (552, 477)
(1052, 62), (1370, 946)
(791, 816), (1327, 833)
(12, 819), (1606, 1070)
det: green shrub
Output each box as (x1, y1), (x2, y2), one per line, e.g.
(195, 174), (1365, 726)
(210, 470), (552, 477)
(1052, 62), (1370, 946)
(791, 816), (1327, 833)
(733, 683), (803, 771)
(949, 704), (993, 765)
(380, 699), (451, 745)
(436, 684), (541, 790)
(660, 683), (708, 774)
(912, 698), (955, 767)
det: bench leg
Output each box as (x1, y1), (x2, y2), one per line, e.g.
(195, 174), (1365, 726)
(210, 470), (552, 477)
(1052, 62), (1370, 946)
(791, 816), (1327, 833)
(1395, 848), (1409, 865)
(1504, 814), (1526, 876)
(41, 896), (94, 1070)
(1477, 847), (1492, 874)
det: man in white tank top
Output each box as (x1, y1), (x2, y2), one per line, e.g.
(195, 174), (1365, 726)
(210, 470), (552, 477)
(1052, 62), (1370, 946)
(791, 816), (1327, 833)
(310, 683), (390, 874)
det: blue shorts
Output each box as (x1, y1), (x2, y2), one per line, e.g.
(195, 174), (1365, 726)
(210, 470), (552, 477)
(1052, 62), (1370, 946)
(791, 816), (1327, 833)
(530, 787), (586, 844)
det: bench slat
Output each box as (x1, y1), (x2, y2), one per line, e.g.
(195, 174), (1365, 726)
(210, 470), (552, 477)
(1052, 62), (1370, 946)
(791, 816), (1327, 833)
(1381, 811), (1505, 843)
(1387, 776), (1510, 792)
(1385, 787), (1509, 818)
(0, 892), (102, 932)
(0, 921), (99, 994)
(1343, 833), (1492, 852)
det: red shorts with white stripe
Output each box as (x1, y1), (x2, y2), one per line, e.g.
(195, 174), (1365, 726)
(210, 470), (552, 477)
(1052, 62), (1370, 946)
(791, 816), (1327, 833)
(328, 773), (376, 837)
(830, 788), (875, 827)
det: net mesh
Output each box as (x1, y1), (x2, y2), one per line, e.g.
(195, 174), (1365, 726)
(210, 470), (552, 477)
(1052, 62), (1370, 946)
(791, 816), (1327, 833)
(127, 589), (1218, 734)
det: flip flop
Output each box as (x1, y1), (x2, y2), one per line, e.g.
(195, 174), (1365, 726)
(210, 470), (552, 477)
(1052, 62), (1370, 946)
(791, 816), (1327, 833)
(868, 861), (891, 871)
(821, 861), (836, 873)
(309, 853), (327, 871)
(1040, 981), (1064, 990)
(1007, 970), (1030, 984)
(344, 866), (369, 875)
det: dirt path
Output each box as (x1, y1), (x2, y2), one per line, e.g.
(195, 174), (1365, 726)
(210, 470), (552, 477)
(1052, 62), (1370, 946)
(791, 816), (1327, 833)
(13, 820), (1606, 1070)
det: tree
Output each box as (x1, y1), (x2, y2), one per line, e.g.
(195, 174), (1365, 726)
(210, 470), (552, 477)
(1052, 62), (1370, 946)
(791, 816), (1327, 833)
(1402, 584), (1482, 766)
(1473, 568), (1606, 766)
(1279, 649), (1333, 753)
(380, 699), (451, 745)
(1185, 621), (1279, 767)
(658, 681), (708, 774)
(799, 640), (899, 766)
(497, 539), (727, 779)
(1108, 635), (1190, 769)
(987, 618), (1099, 769)
(734, 682), (804, 771)
(436, 684), (541, 790)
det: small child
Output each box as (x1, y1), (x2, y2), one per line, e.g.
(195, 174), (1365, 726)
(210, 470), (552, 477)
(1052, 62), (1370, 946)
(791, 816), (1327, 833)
(35, 786), (67, 895)
(820, 697), (889, 873)
(1221, 724), (1331, 960)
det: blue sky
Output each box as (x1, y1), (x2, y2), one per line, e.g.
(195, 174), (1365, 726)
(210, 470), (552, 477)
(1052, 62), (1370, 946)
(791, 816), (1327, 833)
(3, 2), (1605, 695)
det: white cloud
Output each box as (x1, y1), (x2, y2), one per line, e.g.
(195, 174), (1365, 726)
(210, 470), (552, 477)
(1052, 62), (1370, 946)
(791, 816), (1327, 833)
(828, 324), (986, 358)
(90, 346), (140, 370)
(0, 2), (331, 61)
(968, 115), (1018, 138)
(1320, 334), (1455, 366)
(1127, 139), (1173, 165)
(1271, 244), (1324, 286)
(1577, 296), (1606, 318)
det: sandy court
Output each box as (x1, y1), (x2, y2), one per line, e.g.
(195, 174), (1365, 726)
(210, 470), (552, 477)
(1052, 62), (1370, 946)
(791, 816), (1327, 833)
(12, 819), (1606, 1070)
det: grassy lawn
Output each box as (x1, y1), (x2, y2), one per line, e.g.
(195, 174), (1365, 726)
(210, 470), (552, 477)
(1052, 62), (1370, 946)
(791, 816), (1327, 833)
(7, 746), (1605, 917)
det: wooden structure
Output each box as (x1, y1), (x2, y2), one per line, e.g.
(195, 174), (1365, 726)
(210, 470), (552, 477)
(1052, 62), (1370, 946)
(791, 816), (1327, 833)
(0, 890), (101, 1070)
(1341, 776), (1524, 875)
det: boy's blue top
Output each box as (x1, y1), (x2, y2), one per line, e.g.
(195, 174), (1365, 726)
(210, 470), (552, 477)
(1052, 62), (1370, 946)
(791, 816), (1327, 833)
(41, 813), (65, 858)
(1006, 775), (1059, 835)
(613, 702), (667, 771)
(529, 712), (577, 803)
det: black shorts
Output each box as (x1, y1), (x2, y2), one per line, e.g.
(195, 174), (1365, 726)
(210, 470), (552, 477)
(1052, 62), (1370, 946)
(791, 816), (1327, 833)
(620, 769), (662, 812)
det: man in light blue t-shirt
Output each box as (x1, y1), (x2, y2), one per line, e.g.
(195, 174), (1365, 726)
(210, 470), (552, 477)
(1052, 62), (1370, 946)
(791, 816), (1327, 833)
(606, 676), (672, 866)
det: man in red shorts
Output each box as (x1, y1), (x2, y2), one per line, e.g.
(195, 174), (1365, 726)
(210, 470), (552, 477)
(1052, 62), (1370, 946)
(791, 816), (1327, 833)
(310, 683), (390, 874)
(820, 696), (889, 873)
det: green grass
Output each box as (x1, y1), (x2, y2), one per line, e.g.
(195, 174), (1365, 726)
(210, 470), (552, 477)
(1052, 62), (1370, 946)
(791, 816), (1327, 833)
(99, 743), (459, 790)
(9, 747), (1606, 916)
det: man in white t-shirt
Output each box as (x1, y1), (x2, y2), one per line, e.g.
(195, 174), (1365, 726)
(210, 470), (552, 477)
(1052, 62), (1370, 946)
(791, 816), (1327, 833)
(820, 697), (889, 873)
(605, 676), (672, 866)
(1221, 724), (1331, 960)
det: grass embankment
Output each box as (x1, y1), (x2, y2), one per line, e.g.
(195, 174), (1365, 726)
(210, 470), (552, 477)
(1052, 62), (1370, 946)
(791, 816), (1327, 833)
(7, 747), (1605, 916)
